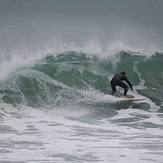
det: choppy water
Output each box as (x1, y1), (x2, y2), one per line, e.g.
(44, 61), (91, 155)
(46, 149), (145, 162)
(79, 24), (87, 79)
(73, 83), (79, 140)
(0, 51), (163, 163)
(0, 0), (163, 162)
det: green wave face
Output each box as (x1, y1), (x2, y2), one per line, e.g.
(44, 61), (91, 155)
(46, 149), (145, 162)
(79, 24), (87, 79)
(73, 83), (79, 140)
(0, 51), (163, 107)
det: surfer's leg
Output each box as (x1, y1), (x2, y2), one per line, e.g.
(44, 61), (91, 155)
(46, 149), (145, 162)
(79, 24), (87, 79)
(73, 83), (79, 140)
(124, 87), (129, 96)
(117, 82), (128, 96)
(111, 80), (116, 95)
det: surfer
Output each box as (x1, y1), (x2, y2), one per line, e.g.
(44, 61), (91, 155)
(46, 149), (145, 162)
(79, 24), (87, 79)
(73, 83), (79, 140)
(111, 71), (133, 96)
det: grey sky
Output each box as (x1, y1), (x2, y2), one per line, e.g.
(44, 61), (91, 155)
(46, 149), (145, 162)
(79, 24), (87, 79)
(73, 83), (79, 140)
(0, 0), (163, 54)
(0, 0), (163, 27)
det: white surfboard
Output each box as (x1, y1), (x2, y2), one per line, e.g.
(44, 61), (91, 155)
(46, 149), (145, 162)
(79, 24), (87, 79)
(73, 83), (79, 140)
(114, 93), (146, 102)
(119, 96), (146, 101)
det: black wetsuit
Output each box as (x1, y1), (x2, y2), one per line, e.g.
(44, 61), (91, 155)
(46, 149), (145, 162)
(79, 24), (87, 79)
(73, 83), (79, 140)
(111, 73), (133, 96)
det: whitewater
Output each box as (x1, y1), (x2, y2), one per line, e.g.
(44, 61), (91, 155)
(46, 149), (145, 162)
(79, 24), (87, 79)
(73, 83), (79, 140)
(0, 0), (163, 163)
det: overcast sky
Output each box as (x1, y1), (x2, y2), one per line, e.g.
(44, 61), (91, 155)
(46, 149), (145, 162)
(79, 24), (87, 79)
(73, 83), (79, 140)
(0, 0), (163, 54)
(0, 0), (163, 27)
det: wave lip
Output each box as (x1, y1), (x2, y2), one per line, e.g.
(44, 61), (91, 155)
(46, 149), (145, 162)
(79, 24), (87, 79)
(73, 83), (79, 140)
(0, 51), (162, 109)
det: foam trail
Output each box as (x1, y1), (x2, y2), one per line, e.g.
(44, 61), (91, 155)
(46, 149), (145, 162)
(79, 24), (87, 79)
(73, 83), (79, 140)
(133, 60), (146, 90)
(132, 60), (160, 111)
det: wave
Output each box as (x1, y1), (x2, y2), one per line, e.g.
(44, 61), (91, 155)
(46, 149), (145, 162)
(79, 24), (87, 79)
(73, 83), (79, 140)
(0, 51), (163, 108)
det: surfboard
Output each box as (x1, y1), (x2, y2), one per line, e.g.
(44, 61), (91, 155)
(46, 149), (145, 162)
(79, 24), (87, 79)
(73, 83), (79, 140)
(120, 96), (146, 101)
(114, 94), (146, 102)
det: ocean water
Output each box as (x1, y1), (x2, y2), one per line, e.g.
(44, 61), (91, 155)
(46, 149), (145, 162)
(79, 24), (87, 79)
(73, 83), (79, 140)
(0, 0), (163, 163)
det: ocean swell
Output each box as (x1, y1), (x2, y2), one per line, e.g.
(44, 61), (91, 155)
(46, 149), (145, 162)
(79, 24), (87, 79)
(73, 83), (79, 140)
(0, 51), (162, 109)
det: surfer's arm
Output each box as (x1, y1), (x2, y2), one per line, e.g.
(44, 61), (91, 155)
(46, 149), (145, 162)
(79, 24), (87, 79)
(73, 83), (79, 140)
(125, 77), (133, 90)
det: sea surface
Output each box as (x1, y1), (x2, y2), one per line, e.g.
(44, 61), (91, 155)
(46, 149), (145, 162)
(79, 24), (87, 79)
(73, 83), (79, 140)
(0, 0), (163, 162)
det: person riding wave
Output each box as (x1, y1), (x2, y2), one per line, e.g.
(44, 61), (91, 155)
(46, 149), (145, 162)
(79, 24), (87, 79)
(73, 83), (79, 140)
(111, 71), (133, 96)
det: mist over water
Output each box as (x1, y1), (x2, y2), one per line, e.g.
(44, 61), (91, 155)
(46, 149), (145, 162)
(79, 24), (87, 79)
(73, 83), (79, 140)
(0, 0), (163, 57)
(0, 1), (163, 163)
